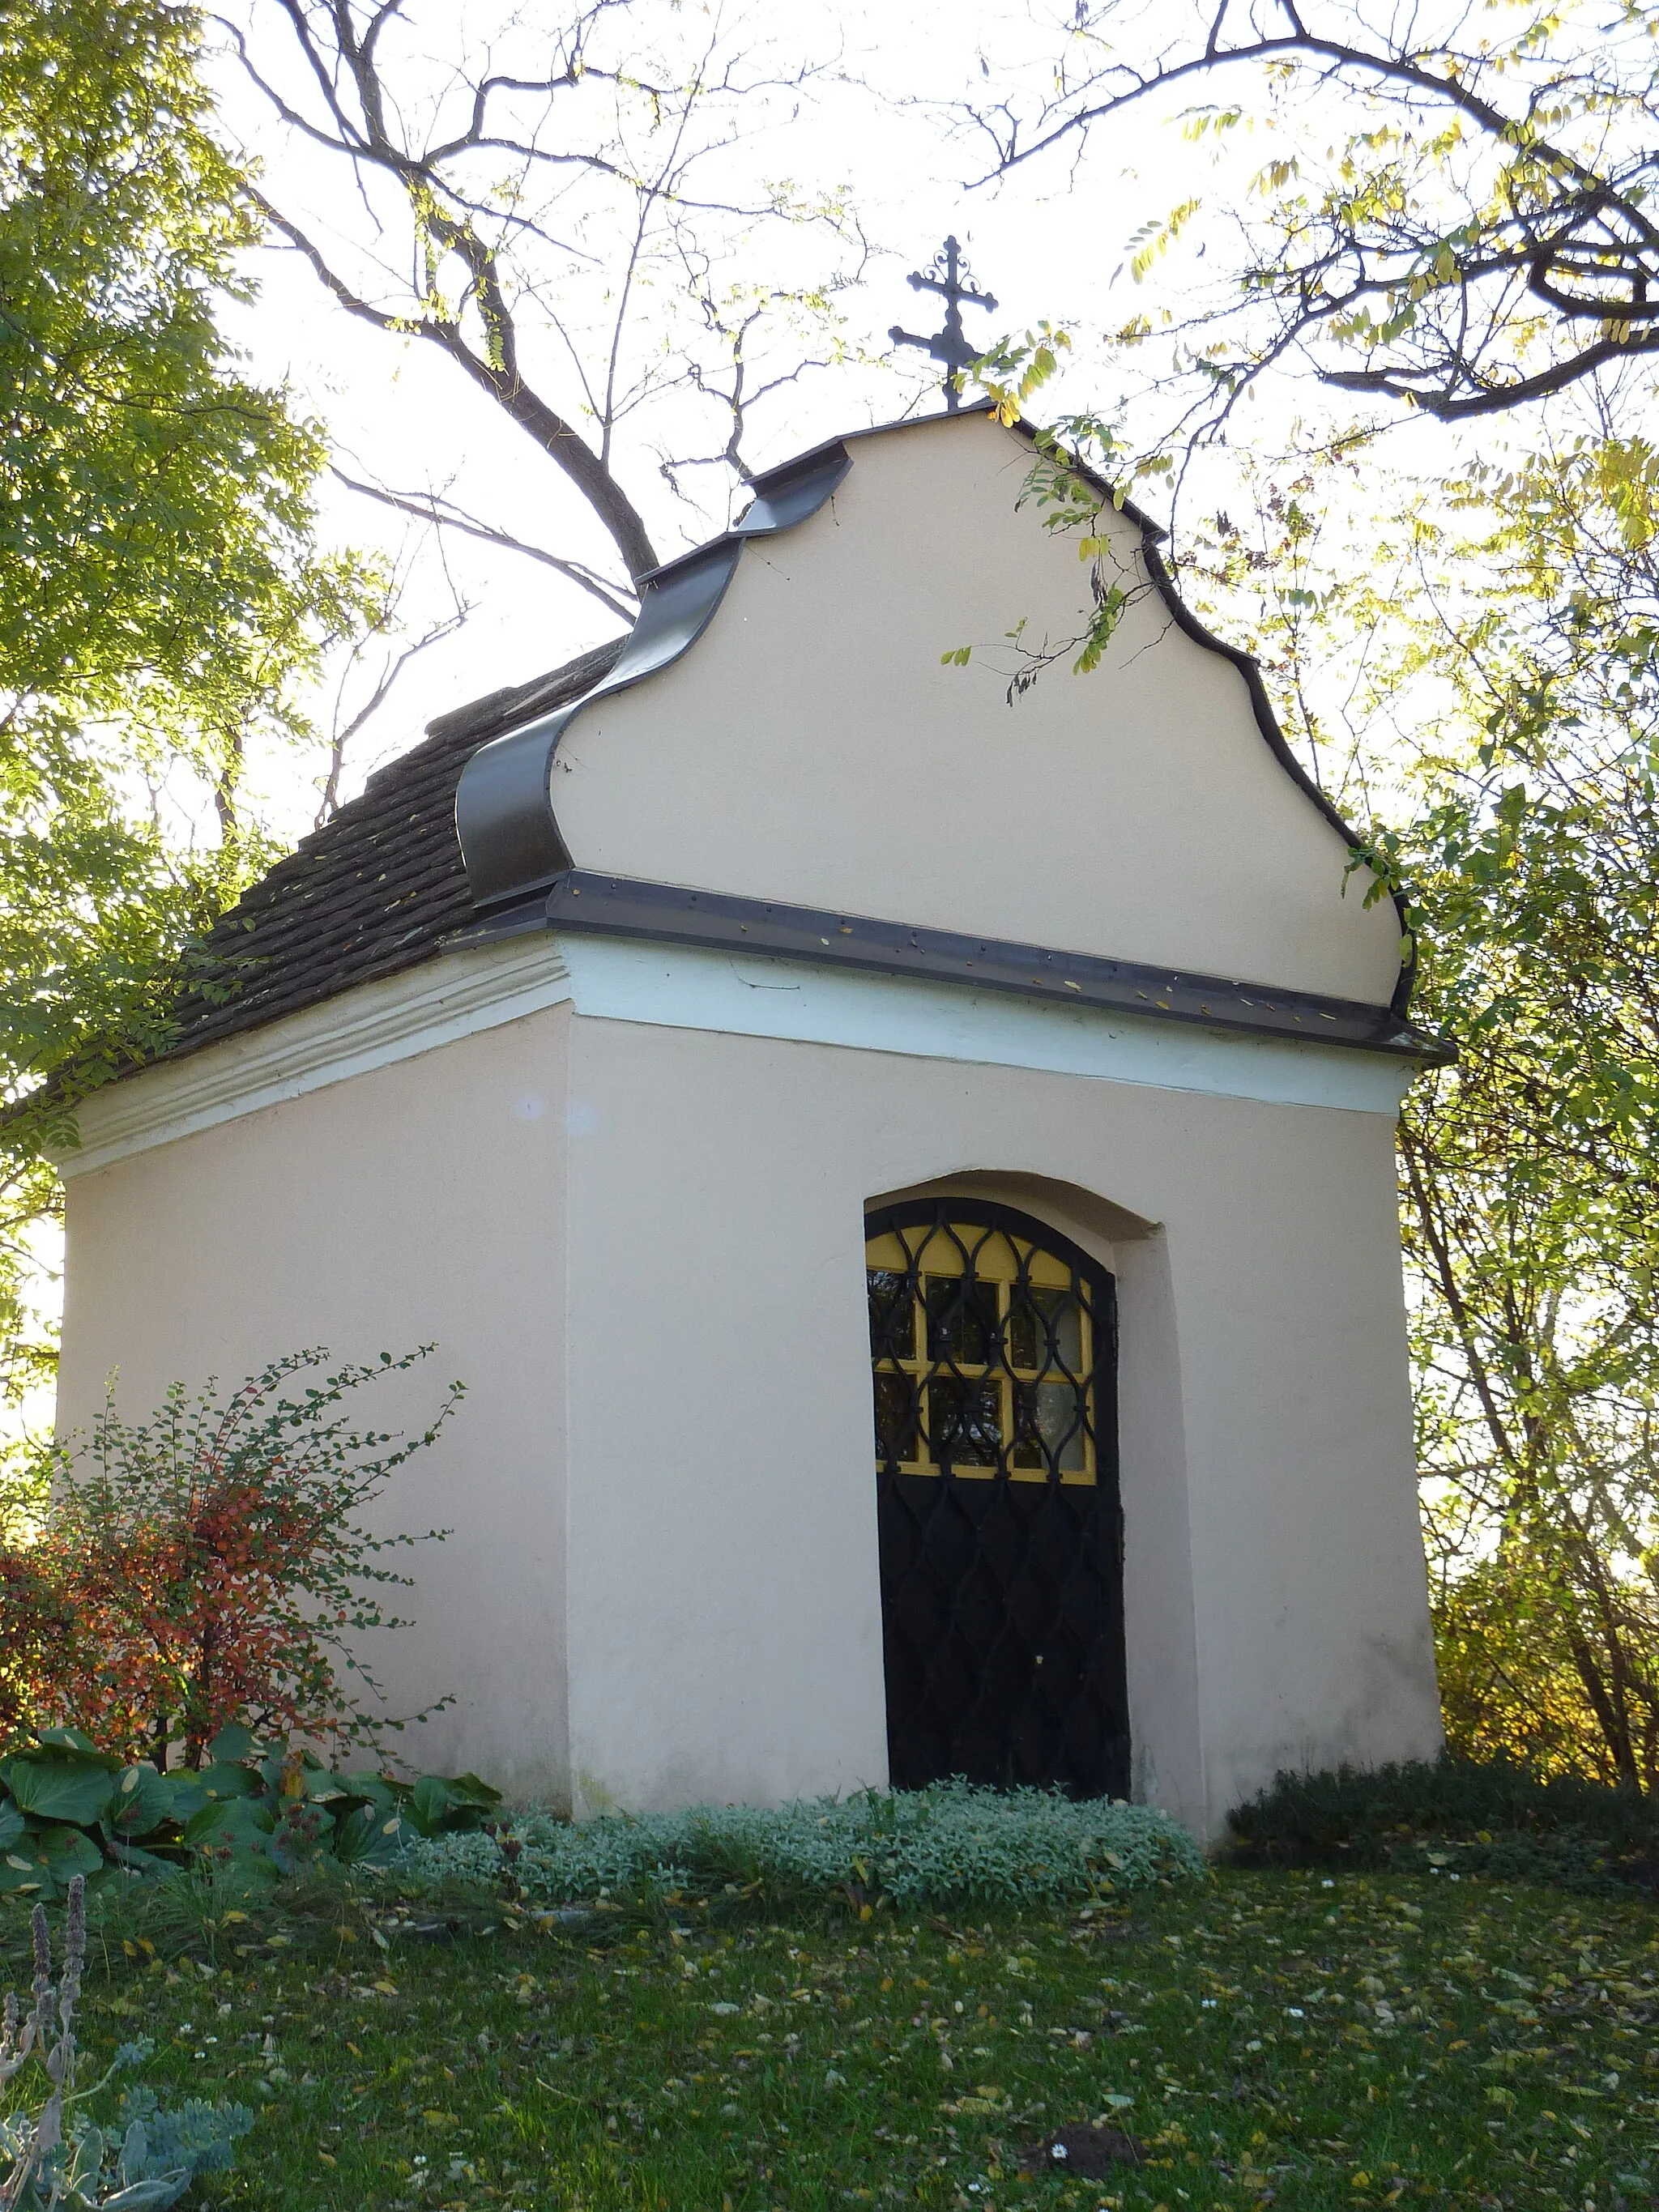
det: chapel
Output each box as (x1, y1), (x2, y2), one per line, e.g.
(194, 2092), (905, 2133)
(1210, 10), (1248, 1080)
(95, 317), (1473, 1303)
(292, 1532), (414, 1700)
(53, 404), (1448, 1835)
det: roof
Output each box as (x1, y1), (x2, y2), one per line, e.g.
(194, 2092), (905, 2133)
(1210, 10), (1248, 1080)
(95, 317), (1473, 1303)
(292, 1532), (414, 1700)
(155, 637), (622, 1068)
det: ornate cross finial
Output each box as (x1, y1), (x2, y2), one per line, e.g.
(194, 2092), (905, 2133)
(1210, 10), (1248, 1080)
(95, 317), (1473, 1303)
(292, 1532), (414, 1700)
(890, 236), (999, 412)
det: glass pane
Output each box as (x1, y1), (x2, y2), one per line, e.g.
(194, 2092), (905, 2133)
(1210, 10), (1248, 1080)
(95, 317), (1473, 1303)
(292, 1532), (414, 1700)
(1007, 1291), (1038, 1371)
(874, 1370), (920, 1466)
(928, 1375), (1001, 1467)
(868, 1269), (914, 1362)
(1037, 1379), (1087, 1473)
(1030, 1285), (1084, 1375)
(924, 1274), (997, 1365)
(1010, 1381), (1089, 1474)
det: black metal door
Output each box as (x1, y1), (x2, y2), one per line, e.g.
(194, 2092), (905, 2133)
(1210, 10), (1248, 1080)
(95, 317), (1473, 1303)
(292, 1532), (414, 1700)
(867, 1200), (1129, 1799)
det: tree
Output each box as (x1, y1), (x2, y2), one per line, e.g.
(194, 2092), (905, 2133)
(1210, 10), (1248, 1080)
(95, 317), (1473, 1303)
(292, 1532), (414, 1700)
(0, 0), (380, 1421)
(222, 0), (872, 613)
(1165, 417), (1659, 1789)
(1, 1349), (462, 1769)
(1384, 431), (1659, 1789)
(962, 0), (1659, 434)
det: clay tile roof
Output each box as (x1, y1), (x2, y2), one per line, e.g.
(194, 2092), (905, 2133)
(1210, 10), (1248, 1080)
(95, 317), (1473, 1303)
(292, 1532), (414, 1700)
(161, 637), (625, 1065)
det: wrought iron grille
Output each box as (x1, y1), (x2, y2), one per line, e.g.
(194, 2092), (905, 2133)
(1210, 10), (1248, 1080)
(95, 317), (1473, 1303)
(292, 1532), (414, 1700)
(867, 1200), (1128, 1799)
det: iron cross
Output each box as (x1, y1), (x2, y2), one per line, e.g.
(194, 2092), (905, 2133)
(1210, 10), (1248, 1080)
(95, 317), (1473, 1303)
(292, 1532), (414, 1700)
(890, 236), (999, 411)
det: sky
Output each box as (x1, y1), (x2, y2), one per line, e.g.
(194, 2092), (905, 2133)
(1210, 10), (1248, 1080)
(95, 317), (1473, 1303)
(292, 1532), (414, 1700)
(204, 0), (1285, 837)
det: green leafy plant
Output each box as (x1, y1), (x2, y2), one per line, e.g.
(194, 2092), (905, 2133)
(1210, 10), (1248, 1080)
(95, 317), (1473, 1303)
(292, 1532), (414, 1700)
(0, 1873), (252, 2206)
(0, 1724), (501, 1903)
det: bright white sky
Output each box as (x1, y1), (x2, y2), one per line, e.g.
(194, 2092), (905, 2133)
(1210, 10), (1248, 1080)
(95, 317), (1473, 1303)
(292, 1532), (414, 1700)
(207, 0), (1337, 836)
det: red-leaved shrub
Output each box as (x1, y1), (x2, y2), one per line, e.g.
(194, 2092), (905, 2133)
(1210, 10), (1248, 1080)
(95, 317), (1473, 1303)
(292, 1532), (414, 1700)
(0, 1349), (461, 1767)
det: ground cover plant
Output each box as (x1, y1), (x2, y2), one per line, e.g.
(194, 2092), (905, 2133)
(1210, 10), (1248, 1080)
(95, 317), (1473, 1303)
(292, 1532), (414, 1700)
(394, 1785), (1205, 1912)
(3, 1861), (1652, 2210)
(1, 1876), (252, 2208)
(1228, 1759), (1659, 1897)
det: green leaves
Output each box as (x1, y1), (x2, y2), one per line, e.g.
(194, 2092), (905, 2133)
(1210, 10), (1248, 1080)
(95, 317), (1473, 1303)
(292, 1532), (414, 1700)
(0, 0), (382, 1423)
(406, 1771), (501, 1837)
(0, 1715), (502, 1894)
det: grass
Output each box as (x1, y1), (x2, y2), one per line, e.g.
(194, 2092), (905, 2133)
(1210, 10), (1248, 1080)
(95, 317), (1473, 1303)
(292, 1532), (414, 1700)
(5, 1865), (1656, 2210)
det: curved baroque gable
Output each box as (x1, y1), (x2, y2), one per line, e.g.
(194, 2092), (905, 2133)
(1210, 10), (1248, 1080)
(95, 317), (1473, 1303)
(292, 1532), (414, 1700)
(454, 410), (1406, 1012)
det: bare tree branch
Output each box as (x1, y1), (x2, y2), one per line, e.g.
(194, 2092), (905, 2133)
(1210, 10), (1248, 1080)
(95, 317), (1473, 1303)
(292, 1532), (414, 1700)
(224, 1), (868, 602)
(330, 467), (638, 620)
(318, 607), (467, 825)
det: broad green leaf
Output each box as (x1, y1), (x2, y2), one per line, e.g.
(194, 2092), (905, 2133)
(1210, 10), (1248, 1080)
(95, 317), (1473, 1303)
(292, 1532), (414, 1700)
(206, 1723), (258, 1765)
(2, 1755), (116, 1826)
(105, 1837), (184, 1880)
(155, 1772), (210, 1824)
(408, 1771), (504, 1836)
(109, 1764), (181, 1838)
(184, 1796), (275, 1852)
(196, 1761), (262, 1802)
(334, 1802), (418, 1867)
(32, 1727), (123, 1768)
(27, 1822), (105, 1881)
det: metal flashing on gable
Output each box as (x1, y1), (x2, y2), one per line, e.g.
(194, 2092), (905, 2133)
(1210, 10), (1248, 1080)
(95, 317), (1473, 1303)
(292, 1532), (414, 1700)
(731, 440), (853, 538)
(454, 441), (852, 918)
(454, 541), (740, 916)
(446, 872), (1453, 1063)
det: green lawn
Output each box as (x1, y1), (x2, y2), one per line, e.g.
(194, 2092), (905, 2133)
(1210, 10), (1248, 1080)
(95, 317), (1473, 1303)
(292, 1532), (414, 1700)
(19, 1867), (1659, 2210)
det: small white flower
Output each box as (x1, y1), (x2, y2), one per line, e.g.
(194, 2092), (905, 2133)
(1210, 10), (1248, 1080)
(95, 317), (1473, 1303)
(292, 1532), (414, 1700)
(1287, 2008), (1304, 2018)
(1051, 2142), (1069, 2162)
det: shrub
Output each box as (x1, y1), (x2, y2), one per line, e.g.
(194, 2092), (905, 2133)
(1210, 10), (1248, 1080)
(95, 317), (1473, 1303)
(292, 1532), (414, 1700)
(391, 1782), (1205, 1909)
(1226, 1755), (1659, 1894)
(0, 1348), (462, 1768)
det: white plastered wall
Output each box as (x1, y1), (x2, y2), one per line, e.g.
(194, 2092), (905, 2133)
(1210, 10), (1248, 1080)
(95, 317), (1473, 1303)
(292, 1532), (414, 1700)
(557, 1012), (1442, 1836)
(54, 1009), (575, 1803)
(551, 412), (1404, 1008)
(56, 990), (1442, 1832)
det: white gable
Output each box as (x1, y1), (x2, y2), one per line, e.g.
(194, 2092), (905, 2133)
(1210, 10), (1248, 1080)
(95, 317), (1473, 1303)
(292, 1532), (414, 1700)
(543, 411), (1401, 1008)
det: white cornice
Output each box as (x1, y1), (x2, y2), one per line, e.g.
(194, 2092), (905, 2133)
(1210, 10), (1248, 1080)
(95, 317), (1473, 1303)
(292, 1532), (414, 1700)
(57, 926), (1414, 1182)
(59, 935), (573, 1178)
(557, 936), (1415, 1117)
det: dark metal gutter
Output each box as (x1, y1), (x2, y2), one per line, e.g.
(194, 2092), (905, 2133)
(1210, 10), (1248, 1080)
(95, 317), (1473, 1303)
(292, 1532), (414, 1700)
(445, 872), (1453, 1064)
(453, 442), (853, 918)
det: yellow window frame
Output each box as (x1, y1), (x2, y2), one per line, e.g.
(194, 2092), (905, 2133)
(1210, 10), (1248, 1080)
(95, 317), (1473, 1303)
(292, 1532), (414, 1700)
(866, 1217), (1098, 1485)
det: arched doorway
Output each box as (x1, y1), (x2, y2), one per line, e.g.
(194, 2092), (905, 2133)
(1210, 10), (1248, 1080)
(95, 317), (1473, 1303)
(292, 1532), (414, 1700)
(865, 1199), (1129, 1798)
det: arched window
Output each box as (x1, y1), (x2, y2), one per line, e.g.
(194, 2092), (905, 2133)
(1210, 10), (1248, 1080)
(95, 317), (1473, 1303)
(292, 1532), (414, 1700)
(866, 1212), (1101, 1485)
(864, 1199), (1128, 1798)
